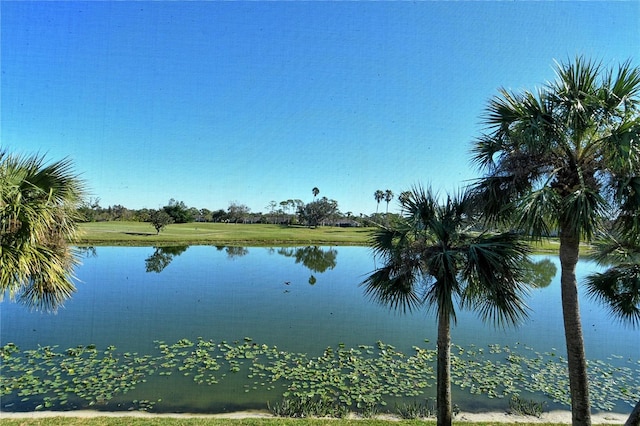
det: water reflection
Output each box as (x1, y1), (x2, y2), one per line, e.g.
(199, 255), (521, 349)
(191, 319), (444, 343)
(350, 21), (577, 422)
(225, 246), (249, 259)
(3, 246), (638, 414)
(145, 246), (189, 273)
(277, 246), (338, 272)
(6, 246), (553, 312)
(15, 278), (74, 313)
(523, 258), (557, 288)
(142, 245), (338, 278)
(277, 246), (338, 285)
(6, 247), (99, 313)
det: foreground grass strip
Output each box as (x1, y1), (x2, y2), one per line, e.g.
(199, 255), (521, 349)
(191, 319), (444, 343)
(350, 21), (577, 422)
(0, 419), (575, 426)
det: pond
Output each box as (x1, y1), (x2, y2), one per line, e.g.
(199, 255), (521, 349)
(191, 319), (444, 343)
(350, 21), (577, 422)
(1, 245), (638, 415)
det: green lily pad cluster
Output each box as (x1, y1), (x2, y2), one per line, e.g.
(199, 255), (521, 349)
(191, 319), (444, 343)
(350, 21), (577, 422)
(1, 342), (152, 410)
(450, 343), (640, 411)
(1, 338), (638, 415)
(248, 341), (436, 408)
(153, 338), (436, 410)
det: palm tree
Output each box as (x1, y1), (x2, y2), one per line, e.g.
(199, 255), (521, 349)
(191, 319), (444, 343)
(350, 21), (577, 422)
(585, 232), (640, 426)
(471, 57), (640, 425)
(384, 189), (394, 214)
(312, 187), (320, 200)
(362, 185), (531, 426)
(374, 189), (384, 213)
(398, 190), (412, 204)
(1, 151), (86, 312)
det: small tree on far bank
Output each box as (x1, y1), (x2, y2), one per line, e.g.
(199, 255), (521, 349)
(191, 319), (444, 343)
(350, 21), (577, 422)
(227, 202), (251, 223)
(298, 197), (338, 228)
(150, 210), (173, 234)
(162, 199), (193, 223)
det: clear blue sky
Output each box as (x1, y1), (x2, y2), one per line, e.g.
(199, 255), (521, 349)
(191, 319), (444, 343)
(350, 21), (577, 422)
(2, 1), (638, 215)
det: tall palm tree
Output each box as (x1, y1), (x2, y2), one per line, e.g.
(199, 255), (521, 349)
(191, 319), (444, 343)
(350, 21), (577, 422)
(374, 189), (384, 213)
(362, 185), (531, 426)
(312, 187), (320, 200)
(398, 190), (412, 206)
(0, 151), (85, 311)
(471, 57), (640, 425)
(384, 189), (394, 214)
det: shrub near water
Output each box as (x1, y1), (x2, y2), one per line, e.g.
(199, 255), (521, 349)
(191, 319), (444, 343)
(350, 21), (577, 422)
(508, 395), (545, 418)
(395, 399), (437, 419)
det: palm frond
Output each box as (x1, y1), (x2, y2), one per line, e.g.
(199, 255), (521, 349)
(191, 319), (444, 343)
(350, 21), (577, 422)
(361, 265), (423, 314)
(598, 117), (640, 175)
(550, 57), (602, 138)
(482, 88), (526, 135)
(469, 176), (520, 225)
(585, 264), (640, 328)
(612, 175), (640, 235)
(471, 134), (503, 170)
(589, 231), (640, 266)
(404, 184), (439, 229)
(461, 233), (531, 327)
(515, 186), (560, 238)
(558, 187), (608, 240)
(1, 151), (84, 306)
(607, 59), (640, 112)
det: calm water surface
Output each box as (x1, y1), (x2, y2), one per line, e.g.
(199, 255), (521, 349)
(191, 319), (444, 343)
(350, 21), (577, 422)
(1, 245), (638, 413)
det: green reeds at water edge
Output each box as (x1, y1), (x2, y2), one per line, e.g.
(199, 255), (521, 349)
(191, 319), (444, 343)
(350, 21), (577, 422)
(508, 395), (545, 418)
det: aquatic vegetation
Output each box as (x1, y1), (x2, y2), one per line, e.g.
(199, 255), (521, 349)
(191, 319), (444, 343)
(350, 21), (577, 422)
(1, 338), (638, 415)
(267, 396), (349, 418)
(395, 399), (436, 419)
(1, 342), (152, 410)
(508, 395), (545, 417)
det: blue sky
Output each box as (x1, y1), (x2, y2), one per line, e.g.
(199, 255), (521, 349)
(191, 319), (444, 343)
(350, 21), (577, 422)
(2, 1), (639, 215)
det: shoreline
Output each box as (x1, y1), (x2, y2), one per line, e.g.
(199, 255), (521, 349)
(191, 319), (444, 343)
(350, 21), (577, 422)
(0, 409), (630, 424)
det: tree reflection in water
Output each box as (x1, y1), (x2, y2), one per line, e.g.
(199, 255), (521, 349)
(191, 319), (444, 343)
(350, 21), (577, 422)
(213, 245), (250, 259)
(523, 258), (557, 289)
(278, 246), (338, 285)
(145, 246), (189, 273)
(225, 246), (249, 259)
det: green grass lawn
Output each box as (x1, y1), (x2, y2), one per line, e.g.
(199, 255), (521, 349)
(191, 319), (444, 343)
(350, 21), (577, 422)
(76, 222), (374, 246)
(75, 222), (589, 255)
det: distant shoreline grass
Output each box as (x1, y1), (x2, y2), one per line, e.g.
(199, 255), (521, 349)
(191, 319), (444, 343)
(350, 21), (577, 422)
(74, 221), (589, 254)
(75, 222), (374, 247)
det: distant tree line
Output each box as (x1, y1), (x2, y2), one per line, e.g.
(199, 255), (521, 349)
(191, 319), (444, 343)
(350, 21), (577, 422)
(77, 188), (406, 229)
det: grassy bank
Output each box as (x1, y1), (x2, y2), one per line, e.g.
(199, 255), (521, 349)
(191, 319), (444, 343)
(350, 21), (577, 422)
(75, 222), (587, 254)
(76, 222), (374, 246)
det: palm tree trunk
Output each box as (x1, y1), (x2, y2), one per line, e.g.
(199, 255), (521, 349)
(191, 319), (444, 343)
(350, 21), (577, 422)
(436, 309), (452, 426)
(559, 228), (592, 426)
(625, 399), (640, 426)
